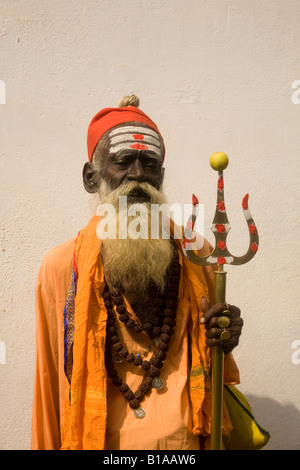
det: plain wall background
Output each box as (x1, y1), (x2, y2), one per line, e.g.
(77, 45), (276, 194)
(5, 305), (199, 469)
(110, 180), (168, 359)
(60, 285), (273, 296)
(0, 0), (299, 450)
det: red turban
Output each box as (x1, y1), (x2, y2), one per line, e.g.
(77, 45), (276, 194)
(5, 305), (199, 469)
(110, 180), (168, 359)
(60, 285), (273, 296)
(87, 106), (165, 162)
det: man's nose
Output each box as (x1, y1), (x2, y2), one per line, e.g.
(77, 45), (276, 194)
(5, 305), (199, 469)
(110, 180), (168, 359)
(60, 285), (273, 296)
(126, 159), (146, 182)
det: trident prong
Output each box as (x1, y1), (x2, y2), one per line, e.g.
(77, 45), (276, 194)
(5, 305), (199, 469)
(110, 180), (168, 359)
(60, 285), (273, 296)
(182, 152), (259, 450)
(182, 170), (259, 267)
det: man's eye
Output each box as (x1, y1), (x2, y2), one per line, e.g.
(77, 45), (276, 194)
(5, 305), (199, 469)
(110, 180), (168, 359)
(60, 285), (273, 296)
(145, 161), (159, 170)
(115, 159), (129, 167)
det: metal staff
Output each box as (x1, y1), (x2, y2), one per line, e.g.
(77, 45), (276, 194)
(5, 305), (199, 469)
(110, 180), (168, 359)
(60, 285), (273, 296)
(182, 152), (259, 450)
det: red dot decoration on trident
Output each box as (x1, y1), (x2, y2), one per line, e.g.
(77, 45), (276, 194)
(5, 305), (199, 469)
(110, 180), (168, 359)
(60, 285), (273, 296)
(182, 152), (259, 267)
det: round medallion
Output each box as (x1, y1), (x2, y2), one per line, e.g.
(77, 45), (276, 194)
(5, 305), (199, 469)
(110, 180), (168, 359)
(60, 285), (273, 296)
(220, 329), (231, 341)
(134, 407), (146, 419)
(152, 377), (164, 390)
(218, 316), (230, 328)
(113, 353), (123, 364)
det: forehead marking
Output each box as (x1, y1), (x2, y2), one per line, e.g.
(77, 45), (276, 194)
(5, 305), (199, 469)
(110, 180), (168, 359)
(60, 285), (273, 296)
(109, 126), (160, 140)
(108, 126), (162, 158)
(109, 133), (160, 148)
(130, 143), (148, 150)
(132, 134), (144, 140)
(109, 142), (161, 156)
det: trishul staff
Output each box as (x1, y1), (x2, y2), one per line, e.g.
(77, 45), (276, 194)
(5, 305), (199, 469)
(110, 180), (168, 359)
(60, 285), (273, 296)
(182, 152), (259, 450)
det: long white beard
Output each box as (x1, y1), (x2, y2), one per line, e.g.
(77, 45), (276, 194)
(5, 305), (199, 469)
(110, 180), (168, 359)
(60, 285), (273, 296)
(96, 180), (175, 294)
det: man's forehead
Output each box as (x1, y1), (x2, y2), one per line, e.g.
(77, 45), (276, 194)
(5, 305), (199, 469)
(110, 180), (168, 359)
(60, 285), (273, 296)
(109, 125), (160, 139)
(107, 125), (163, 158)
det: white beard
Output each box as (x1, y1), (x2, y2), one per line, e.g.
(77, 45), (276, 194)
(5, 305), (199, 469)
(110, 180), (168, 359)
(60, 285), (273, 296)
(96, 180), (175, 294)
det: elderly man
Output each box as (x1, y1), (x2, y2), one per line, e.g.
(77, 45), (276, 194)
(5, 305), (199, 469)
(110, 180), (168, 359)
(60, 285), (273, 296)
(31, 95), (242, 450)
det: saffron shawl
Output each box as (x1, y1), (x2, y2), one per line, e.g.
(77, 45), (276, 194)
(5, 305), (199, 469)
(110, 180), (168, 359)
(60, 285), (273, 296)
(61, 216), (236, 450)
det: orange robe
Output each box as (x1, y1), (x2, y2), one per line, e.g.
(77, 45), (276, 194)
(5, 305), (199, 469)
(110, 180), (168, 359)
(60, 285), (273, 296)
(31, 216), (240, 450)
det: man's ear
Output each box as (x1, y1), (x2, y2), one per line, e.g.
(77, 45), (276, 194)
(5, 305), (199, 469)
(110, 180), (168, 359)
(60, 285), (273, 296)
(159, 167), (165, 189)
(82, 162), (100, 194)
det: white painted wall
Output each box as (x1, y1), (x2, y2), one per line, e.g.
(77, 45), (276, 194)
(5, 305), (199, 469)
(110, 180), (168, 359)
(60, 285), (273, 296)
(0, 0), (299, 450)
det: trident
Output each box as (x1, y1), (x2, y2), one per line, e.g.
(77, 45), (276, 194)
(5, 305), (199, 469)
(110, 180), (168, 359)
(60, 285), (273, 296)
(182, 152), (259, 450)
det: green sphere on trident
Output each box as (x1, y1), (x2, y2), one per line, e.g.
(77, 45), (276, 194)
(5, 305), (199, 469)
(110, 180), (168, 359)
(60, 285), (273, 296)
(182, 152), (259, 450)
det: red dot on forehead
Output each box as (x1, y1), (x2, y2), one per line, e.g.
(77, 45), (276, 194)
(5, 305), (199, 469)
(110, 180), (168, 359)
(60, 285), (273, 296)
(130, 143), (148, 150)
(132, 134), (144, 140)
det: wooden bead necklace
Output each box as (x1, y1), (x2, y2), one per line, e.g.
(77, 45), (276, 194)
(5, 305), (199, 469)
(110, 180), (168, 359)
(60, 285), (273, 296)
(103, 248), (181, 418)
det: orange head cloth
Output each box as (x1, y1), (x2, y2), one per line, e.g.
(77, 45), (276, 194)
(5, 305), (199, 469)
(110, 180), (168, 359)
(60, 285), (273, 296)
(87, 99), (165, 162)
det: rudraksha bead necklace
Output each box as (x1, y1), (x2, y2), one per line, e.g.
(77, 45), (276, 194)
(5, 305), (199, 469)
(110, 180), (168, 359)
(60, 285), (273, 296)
(103, 248), (181, 418)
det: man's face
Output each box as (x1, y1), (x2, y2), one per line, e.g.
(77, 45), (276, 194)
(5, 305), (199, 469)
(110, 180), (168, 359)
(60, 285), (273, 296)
(98, 124), (164, 199)
(83, 123), (173, 293)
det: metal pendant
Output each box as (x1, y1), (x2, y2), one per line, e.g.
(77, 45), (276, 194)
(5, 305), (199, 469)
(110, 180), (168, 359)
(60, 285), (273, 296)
(113, 353), (123, 364)
(152, 377), (164, 390)
(134, 407), (146, 419)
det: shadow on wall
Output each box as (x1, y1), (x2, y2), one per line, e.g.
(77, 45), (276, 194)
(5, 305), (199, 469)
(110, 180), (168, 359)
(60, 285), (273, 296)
(246, 394), (300, 450)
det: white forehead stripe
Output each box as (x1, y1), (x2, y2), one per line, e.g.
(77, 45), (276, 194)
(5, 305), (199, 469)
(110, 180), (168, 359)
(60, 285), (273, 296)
(109, 126), (160, 141)
(109, 142), (161, 156)
(110, 133), (161, 148)
(109, 126), (162, 157)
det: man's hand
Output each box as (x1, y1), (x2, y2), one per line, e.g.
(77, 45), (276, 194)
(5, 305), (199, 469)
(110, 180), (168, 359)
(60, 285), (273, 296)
(200, 297), (243, 355)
